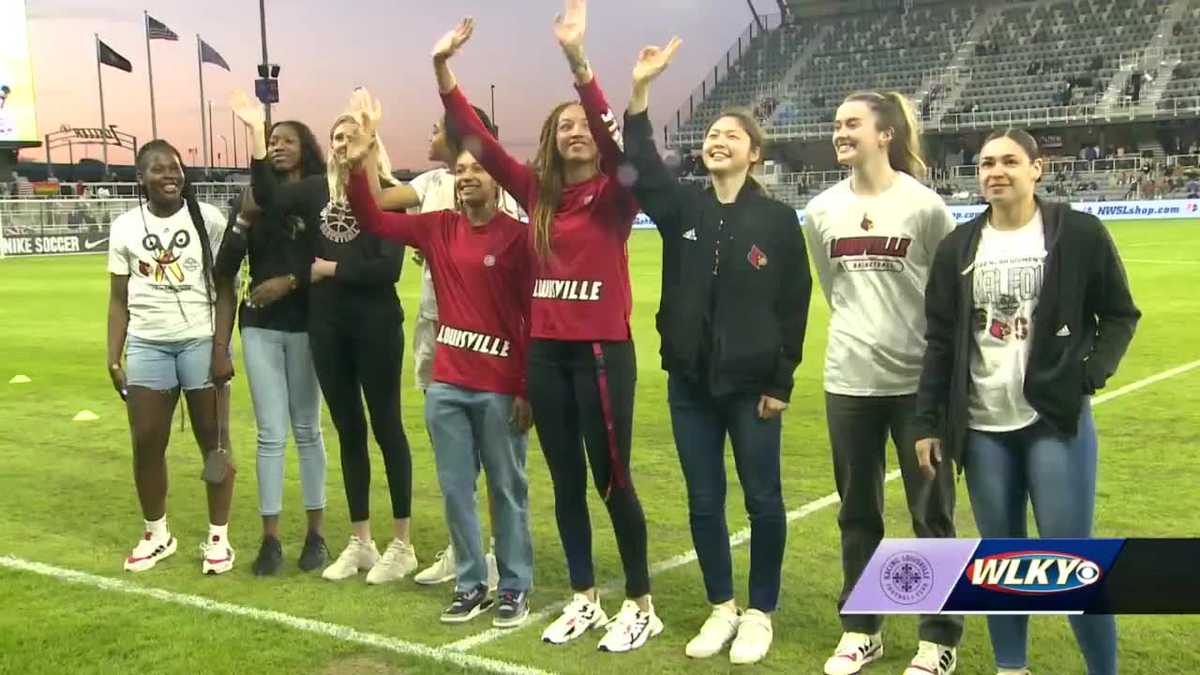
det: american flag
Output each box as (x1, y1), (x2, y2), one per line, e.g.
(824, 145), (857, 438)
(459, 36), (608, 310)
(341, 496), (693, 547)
(147, 15), (178, 41)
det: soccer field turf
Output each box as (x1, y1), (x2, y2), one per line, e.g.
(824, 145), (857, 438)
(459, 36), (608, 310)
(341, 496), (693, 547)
(1, 220), (1197, 674)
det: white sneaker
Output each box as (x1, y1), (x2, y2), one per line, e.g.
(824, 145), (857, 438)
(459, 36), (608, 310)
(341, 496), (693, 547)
(824, 632), (884, 675)
(541, 593), (608, 645)
(729, 609), (773, 665)
(123, 531), (177, 572)
(998, 669), (1031, 675)
(684, 605), (741, 658)
(365, 538), (418, 585)
(414, 544), (456, 585)
(321, 536), (379, 581)
(200, 534), (235, 575)
(904, 641), (956, 675)
(486, 550), (499, 591)
(597, 598), (664, 653)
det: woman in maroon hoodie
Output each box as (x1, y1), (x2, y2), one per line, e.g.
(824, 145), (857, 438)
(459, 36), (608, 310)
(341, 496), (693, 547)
(433, 1), (660, 653)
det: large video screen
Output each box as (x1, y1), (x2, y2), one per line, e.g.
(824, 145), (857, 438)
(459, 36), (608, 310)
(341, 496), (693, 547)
(0, 0), (40, 146)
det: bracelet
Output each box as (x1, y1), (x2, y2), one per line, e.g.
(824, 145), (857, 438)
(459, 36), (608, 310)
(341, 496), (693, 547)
(286, 273), (297, 290)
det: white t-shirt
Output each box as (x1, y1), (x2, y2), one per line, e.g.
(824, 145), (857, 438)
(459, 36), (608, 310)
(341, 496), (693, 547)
(804, 173), (957, 396)
(107, 201), (226, 342)
(967, 209), (1047, 431)
(409, 168), (524, 320)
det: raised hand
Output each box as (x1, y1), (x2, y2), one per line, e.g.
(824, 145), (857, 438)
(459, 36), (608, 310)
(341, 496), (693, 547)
(633, 37), (682, 85)
(553, 0), (587, 57)
(230, 90), (264, 130)
(343, 89), (382, 167)
(432, 18), (475, 61)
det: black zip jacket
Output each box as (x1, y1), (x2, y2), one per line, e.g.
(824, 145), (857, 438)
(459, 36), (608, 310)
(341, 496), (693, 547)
(250, 159), (402, 306)
(914, 199), (1140, 467)
(214, 190), (311, 332)
(623, 110), (812, 402)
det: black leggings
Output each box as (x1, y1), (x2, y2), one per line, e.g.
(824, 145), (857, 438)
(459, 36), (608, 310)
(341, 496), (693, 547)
(309, 296), (411, 522)
(527, 339), (649, 598)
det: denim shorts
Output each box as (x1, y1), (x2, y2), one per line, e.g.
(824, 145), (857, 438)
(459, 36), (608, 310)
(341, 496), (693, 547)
(125, 335), (217, 391)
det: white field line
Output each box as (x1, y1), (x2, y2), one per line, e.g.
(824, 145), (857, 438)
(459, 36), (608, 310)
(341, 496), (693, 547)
(1122, 258), (1200, 264)
(443, 358), (1200, 653)
(0, 556), (553, 675)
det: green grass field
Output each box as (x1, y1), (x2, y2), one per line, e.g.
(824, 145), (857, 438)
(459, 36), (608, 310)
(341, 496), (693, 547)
(1, 220), (1197, 675)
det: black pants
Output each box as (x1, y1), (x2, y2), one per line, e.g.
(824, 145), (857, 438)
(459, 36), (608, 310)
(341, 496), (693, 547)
(668, 373), (786, 611)
(827, 392), (962, 645)
(309, 294), (411, 522)
(527, 339), (649, 598)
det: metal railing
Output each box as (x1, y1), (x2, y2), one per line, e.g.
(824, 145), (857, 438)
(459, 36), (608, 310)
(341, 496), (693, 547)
(670, 96), (1200, 146)
(0, 198), (233, 238)
(2, 181), (246, 206)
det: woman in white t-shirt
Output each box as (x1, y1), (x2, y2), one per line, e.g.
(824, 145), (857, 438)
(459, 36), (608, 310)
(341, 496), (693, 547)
(805, 92), (962, 675)
(915, 129), (1138, 675)
(106, 140), (236, 576)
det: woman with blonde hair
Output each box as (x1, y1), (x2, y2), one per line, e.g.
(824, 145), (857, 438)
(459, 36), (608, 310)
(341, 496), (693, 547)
(804, 91), (963, 675)
(233, 90), (418, 587)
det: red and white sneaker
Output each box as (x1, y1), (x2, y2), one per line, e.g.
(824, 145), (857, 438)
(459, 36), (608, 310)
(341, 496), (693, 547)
(541, 593), (608, 645)
(200, 534), (235, 575)
(823, 632), (883, 674)
(124, 531), (177, 572)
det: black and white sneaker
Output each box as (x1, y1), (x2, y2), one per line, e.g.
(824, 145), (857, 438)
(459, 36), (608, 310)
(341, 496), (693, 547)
(441, 584), (494, 624)
(597, 598), (664, 653)
(494, 590), (530, 628)
(251, 536), (283, 576)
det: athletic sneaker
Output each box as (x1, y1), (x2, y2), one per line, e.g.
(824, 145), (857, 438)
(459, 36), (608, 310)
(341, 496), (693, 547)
(493, 590), (530, 628)
(365, 538), (418, 585)
(904, 641), (957, 675)
(729, 609), (773, 665)
(541, 593), (609, 644)
(297, 532), (329, 572)
(321, 536), (379, 581)
(486, 550), (499, 591)
(414, 544), (456, 585)
(200, 534), (235, 575)
(824, 632), (884, 675)
(684, 605), (741, 658)
(123, 531), (177, 572)
(441, 584), (494, 624)
(251, 536), (283, 576)
(597, 598), (664, 653)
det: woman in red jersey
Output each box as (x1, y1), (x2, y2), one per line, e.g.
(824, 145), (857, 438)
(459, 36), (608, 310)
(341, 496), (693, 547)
(432, 0), (660, 653)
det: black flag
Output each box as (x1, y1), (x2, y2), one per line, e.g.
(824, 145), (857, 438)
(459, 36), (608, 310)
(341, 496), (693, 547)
(98, 40), (132, 72)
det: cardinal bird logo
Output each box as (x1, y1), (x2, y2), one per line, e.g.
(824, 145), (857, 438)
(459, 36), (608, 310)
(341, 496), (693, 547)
(747, 244), (768, 270)
(989, 318), (1012, 340)
(860, 214), (874, 231)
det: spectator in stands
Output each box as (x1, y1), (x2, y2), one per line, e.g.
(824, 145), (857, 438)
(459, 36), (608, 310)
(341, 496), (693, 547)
(806, 91), (962, 675)
(106, 139), (237, 575)
(916, 127), (1135, 675)
(1186, 176), (1199, 198)
(625, 36), (811, 666)
(213, 115), (331, 577)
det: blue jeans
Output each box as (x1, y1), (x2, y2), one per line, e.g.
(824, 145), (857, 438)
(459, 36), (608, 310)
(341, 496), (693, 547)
(965, 402), (1117, 675)
(667, 373), (785, 612)
(241, 327), (327, 516)
(425, 383), (532, 593)
(125, 335), (216, 391)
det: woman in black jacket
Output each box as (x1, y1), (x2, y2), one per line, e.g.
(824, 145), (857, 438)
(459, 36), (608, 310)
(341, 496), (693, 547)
(914, 129), (1139, 675)
(213, 120), (330, 576)
(623, 38), (811, 666)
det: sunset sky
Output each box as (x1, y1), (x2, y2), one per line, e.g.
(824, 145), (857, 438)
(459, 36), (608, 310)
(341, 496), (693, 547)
(22, 0), (759, 170)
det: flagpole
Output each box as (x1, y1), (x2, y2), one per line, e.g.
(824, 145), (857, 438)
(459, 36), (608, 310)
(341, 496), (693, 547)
(197, 35), (209, 176)
(95, 34), (109, 175)
(231, 110), (239, 168)
(144, 11), (158, 139)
